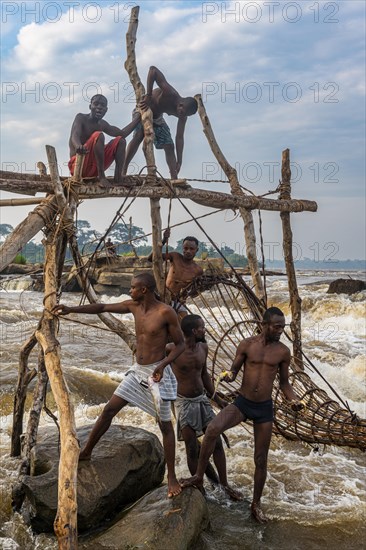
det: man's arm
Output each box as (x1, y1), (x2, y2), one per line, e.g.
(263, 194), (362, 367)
(140, 66), (179, 112)
(146, 66), (179, 97)
(164, 308), (185, 364)
(175, 117), (187, 174)
(222, 340), (247, 382)
(52, 300), (133, 316)
(166, 342), (175, 355)
(147, 228), (171, 262)
(69, 114), (88, 153)
(201, 345), (214, 392)
(201, 348), (227, 408)
(278, 347), (304, 410)
(100, 115), (140, 138)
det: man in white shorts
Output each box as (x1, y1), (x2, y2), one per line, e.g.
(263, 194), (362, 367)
(53, 272), (185, 498)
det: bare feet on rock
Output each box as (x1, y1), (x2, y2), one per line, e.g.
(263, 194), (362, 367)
(180, 475), (205, 495)
(168, 476), (182, 498)
(251, 502), (269, 523)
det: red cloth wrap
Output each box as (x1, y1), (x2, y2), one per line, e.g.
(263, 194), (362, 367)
(68, 131), (122, 177)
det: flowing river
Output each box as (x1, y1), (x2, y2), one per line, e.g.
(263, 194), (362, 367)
(0, 270), (365, 549)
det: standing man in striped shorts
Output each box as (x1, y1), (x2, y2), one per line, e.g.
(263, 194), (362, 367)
(53, 272), (185, 498)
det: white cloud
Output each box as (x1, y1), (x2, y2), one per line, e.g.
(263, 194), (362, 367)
(1, 0), (365, 258)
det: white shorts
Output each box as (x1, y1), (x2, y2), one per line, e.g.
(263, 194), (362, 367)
(114, 363), (176, 422)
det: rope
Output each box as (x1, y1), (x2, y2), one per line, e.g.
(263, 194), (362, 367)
(185, 178), (282, 200)
(185, 177), (230, 183)
(239, 181), (282, 199)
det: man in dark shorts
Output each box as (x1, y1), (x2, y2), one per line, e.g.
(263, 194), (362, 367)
(123, 66), (197, 179)
(181, 307), (305, 522)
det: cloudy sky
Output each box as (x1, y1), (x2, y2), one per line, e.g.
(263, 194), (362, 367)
(1, 0), (365, 261)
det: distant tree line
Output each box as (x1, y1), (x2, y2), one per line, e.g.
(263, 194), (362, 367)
(0, 221), (248, 267)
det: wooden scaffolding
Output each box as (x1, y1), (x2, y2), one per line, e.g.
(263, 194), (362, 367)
(3, 6), (362, 550)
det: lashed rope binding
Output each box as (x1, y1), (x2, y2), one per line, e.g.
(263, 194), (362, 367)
(179, 269), (366, 452)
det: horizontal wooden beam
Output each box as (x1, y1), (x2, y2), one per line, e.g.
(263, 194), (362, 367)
(0, 198), (46, 207)
(0, 176), (317, 213)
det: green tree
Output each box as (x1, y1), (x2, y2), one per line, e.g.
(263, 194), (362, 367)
(221, 245), (235, 256)
(1, 224), (46, 263)
(136, 245), (153, 256)
(22, 241), (45, 263)
(226, 253), (248, 267)
(108, 223), (147, 254)
(77, 220), (101, 253)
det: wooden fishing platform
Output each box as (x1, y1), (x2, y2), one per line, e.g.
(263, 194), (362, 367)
(3, 5), (362, 550)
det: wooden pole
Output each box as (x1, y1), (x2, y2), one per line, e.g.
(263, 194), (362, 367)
(11, 332), (38, 457)
(125, 6), (165, 298)
(12, 345), (49, 512)
(22, 346), (49, 462)
(35, 238), (79, 548)
(36, 146), (79, 548)
(280, 149), (303, 369)
(194, 94), (265, 301)
(0, 198), (45, 207)
(129, 216), (138, 257)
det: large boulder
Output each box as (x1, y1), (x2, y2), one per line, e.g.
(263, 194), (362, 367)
(81, 486), (209, 550)
(0, 263), (43, 275)
(96, 271), (133, 287)
(22, 425), (165, 532)
(327, 278), (366, 295)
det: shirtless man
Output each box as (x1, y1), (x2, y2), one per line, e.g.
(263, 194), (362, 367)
(148, 228), (203, 317)
(68, 94), (140, 188)
(168, 315), (242, 501)
(181, 307), (305, 521)
(52, 272), (184, 498)
(123, 66), (198, 179)
(104, 237), (117, 256)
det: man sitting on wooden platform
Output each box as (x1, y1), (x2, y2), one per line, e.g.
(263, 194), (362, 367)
(68, 94), (140, 188)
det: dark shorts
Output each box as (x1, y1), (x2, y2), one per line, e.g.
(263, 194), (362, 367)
(233, 395), (274, 424)
(132, 110), (173, 149)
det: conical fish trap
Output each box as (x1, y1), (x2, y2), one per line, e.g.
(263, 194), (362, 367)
(180, 270), (366, 452)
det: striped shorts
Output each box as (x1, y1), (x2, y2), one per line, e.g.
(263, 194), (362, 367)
(132, 109), (174, 149)
(114, 363), (176, 422)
